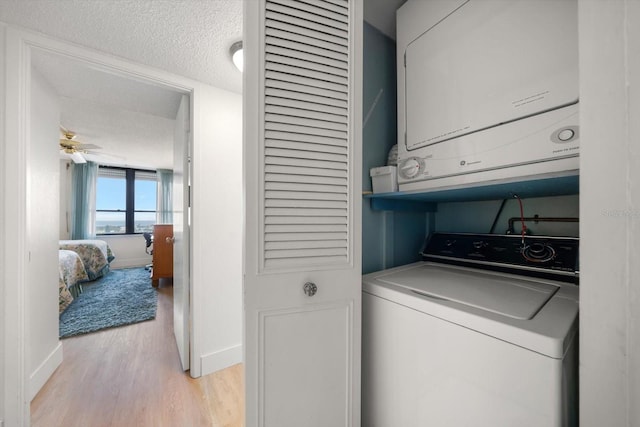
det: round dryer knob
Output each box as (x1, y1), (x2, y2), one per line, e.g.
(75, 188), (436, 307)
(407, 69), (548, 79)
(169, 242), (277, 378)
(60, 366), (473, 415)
(399, 158), (423, 179)
(558, 129), (575, 141)
(551, 126), (579, 144)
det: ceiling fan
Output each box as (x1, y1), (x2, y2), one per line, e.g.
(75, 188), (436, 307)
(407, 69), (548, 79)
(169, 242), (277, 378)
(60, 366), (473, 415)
(59, 126), (102, 164)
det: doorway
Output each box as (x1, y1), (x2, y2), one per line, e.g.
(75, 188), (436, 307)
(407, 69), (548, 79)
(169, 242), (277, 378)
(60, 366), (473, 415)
(3, 28), (194, 425)
(3, 25), (244, 426)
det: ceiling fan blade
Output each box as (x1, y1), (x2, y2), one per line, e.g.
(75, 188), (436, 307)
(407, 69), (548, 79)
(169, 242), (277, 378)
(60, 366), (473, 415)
(84, 151), (125, 160)
(70, 151), (87, 164)
(76, 143), (101, 150)
(82, 154), (122, 166)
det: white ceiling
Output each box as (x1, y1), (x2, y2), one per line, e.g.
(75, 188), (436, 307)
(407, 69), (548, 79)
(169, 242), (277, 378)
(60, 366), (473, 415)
(2, 0), (404, 171)
(31, 52), (184, 120)
(31, 50), (182, 169)
(0, 0), (244, 94)
(58, 96), (177, 170)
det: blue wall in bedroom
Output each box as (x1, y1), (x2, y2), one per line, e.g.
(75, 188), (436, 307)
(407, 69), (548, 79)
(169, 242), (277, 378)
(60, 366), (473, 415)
(362, 22), (428, 274)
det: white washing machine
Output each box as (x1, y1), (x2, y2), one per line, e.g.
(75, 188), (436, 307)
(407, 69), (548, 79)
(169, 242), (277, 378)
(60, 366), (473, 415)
(362, 233), (579, 427)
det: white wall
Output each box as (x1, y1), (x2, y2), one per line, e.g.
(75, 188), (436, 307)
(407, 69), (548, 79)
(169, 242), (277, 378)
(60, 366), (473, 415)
(580, 0), (640, 425)
(28, 68), (63, 400)
(191, 84), (243, 376)
(0, 21), (6, 427)
(98, 234), (152, 269)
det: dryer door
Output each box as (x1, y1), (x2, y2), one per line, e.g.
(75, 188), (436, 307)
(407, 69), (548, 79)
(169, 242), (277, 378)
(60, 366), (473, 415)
(404, 0), (578, 151)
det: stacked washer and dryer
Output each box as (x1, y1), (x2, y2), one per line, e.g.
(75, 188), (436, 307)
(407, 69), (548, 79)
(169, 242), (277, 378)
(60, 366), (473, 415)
(362, 1), (580, 426)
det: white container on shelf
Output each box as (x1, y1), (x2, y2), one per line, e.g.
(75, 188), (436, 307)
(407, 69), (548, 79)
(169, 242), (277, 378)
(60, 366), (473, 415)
(370, 166), (398, 194)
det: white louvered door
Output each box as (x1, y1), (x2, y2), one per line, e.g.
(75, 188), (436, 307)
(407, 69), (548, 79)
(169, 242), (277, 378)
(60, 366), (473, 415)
(244, 1), (362, 426)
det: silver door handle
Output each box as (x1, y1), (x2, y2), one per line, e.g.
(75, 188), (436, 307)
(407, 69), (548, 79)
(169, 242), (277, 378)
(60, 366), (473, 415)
(166, 236), (175, 244)
(303, 282), (317, 297)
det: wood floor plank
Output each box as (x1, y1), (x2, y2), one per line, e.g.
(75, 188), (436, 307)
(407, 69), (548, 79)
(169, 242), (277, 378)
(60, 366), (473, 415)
(31, 280), (244, 427)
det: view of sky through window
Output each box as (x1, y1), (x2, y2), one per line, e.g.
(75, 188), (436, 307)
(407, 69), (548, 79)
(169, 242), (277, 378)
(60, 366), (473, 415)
(96, 171), (157, 233)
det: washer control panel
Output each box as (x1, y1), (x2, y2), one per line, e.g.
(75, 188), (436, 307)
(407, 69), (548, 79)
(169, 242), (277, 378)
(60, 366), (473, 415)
(422, 232), (579, 281)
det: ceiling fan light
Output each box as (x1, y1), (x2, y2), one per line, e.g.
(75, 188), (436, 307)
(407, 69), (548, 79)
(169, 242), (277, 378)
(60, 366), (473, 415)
(230, 40), (243, 72)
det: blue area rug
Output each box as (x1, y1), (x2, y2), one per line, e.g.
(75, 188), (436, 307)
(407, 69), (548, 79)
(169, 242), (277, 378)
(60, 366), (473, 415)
(59, 267), (158, 338)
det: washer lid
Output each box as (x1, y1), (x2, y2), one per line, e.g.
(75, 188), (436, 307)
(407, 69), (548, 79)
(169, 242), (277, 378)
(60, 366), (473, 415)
(378, 264), (558, 320)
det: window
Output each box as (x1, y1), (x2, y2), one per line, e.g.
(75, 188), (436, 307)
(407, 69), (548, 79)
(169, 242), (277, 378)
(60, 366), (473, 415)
(96, 167), (157, 234)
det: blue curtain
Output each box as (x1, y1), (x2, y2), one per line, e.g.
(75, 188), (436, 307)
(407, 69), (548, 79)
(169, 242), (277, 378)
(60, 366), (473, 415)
(156, 169), (173, 224)
(70, 161), (98, 239)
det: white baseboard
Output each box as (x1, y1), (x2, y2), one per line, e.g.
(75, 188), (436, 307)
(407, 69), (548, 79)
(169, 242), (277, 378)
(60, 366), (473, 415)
(29, 341), (63, 401)
(200, 344), (242, 376)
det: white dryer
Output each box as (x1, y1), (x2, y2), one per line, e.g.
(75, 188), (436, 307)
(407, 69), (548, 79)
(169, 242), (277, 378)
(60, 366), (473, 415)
(362, 233), (579, 427)
(396, 0), (580, 192)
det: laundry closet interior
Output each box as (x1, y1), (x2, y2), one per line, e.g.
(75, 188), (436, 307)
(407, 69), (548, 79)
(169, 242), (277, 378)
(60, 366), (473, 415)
(360, 1), (579, 425)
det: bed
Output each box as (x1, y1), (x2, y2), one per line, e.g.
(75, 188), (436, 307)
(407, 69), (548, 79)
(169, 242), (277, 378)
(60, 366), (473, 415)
(58, 239), (116, 314)
(59, 239), (115, 281)
(58, 249), (89, 313)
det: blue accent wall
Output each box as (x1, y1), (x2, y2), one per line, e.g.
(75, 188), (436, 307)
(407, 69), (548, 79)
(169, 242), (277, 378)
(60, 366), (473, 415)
(435, 195), (579, 237)
(362, 22), (395, 274)
(362, 22), (396, 191)
(362, 22), (428, 274)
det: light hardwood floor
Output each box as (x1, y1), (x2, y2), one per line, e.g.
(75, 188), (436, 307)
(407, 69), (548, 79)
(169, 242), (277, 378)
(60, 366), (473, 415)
(31, 279), (244, 427)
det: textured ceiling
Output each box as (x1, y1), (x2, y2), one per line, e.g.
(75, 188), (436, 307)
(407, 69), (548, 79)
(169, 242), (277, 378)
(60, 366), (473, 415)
(31, 49), (182, 170)
(32, 51), (184, 120)
(59, 96), (176, 170)
(0, 0), (402, 89)
(3, 0), (402, 171)
(1, 0), (244, 170)
(0, 0), (244, 93)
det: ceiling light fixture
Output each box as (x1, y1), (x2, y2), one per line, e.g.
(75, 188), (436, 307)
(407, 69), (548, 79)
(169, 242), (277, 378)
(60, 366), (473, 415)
(230, 40), (243, 72)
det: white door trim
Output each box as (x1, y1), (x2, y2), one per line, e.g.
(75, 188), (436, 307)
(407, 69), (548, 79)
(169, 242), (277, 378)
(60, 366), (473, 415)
(3, 24), (30, 427)
(2, 24), (200, 424)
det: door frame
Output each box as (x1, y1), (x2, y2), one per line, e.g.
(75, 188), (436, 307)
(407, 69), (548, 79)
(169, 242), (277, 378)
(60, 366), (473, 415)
(2, 25), (200, 425)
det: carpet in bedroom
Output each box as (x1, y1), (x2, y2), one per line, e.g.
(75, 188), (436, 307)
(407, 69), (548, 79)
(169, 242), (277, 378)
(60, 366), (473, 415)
(59, 267), (158, 338)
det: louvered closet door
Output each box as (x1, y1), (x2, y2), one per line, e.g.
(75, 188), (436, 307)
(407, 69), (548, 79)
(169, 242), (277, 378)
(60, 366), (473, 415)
(244, 1), (362, 426)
